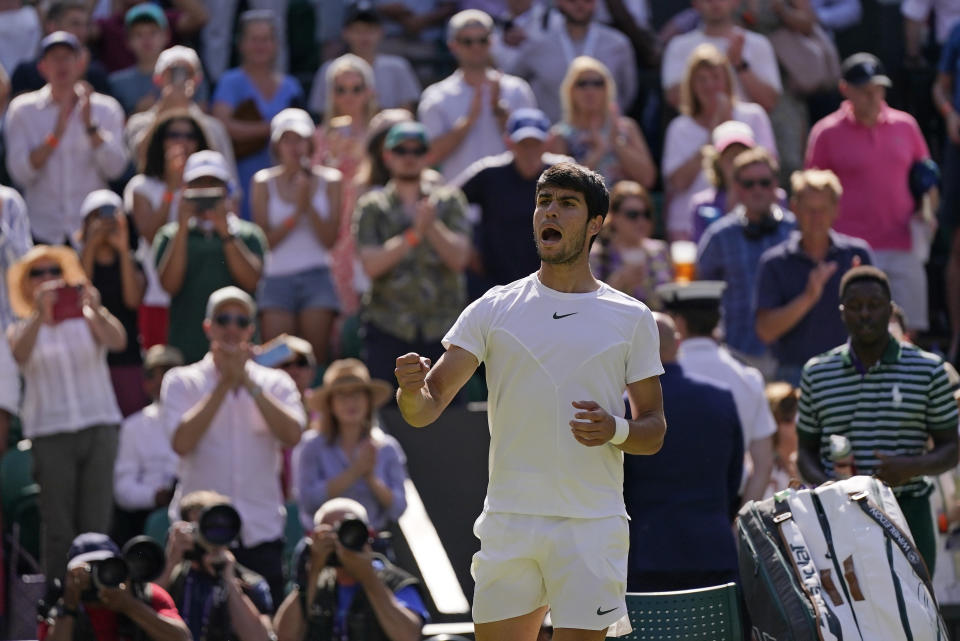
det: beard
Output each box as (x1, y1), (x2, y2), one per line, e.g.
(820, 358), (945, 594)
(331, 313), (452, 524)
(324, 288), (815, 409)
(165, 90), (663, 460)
(535, 221), (589, 265)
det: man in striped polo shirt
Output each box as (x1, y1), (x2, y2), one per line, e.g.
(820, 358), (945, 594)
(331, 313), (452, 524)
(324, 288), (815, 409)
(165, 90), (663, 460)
(797, 266), (959, 571)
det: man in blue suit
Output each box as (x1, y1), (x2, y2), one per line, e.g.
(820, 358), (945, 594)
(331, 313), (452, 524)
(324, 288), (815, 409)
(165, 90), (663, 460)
(624, 310), (744, 591)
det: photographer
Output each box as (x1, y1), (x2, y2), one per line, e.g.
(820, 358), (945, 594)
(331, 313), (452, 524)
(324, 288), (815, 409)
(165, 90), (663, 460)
(42, 532), (190, 641)
(273, 498), (426, 641)
(158, 491), (274, 641)
(152, 149), (266, 363)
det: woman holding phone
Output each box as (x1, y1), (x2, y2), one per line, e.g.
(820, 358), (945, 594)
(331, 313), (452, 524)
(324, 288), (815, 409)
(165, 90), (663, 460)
(251, 108), (341, 367)
(6, 244), (126, 579)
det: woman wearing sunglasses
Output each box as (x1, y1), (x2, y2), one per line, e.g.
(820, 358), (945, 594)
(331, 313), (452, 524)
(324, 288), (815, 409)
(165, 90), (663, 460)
(548, 56), (656, 189)
(590, 181), (673, 311)
(251, 108), (342, 368)
(313, 54), (379, 317)
(6, 244), (127, 579)
(126, 109), (211, 348)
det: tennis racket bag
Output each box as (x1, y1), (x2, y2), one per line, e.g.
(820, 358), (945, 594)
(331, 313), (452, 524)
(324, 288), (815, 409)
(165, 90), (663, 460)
(738, 475), (947, 641)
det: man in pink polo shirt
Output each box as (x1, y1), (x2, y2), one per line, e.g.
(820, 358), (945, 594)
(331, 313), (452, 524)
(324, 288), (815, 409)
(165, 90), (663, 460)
(805, 53), (935, 333)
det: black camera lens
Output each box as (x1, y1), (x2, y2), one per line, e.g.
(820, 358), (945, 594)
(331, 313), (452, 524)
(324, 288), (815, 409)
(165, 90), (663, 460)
(337, 518), (369, 552)
(122, 536), (166, 584)
(92, 557), (128, 589)
(198, 504), (242, 547)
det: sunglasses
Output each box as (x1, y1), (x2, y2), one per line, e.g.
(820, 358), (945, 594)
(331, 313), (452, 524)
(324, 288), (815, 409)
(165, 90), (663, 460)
(29, 266), (63, 278)
(739, 178), (774, 189)
(620, 209), (651, 220)
(391, 145), (428, 157)
(334, 84), (365, 95)
(213, 313), (252, 329)
(456, 35), (490, 47)
(165, 130), (198, 141)
(281, 356), (311, 369)
(575, 78), (605, 89)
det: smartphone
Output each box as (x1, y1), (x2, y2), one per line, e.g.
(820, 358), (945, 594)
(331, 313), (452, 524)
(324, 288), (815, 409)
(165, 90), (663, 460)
(254, 342), (294, 368)
(183, 187), (226, 212)
(52, 285), (84, 323)
(329, 115), (353, 136)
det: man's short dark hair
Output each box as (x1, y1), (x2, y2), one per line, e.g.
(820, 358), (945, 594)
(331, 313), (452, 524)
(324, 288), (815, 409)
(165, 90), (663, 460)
(536, 161), (609, 225)
(840, 265), (891, 301)
(674, 306), (721, 337)
(46, 0), (87, 24)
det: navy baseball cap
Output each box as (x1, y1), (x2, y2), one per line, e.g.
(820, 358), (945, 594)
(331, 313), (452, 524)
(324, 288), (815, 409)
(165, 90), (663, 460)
(841, 53), (892, 88)
(40, 31), (81, 56)
(506, 108), (550, 142)
(67, 533), (120, 569)
(344, 1), (380, 25)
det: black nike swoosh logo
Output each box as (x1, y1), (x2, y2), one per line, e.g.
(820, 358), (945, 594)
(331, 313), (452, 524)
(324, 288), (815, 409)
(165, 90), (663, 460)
(597, 607), (618, 616)
(552, 312), (578, 319)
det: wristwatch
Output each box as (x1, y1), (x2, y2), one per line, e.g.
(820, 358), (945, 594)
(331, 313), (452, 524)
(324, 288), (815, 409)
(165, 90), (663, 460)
(59, 605), (79, 618)
(734, 60), (750, 73)
(86, 123), (100, 136)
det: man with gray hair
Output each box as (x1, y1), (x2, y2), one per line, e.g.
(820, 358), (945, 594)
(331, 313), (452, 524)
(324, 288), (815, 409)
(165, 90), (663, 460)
(418, 8), (536, 181)
(273, 496), (428, 641)
(161, 285), (306, 606)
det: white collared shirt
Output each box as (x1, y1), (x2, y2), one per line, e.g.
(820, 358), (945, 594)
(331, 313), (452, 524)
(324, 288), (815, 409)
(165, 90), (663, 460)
(4, 85), (128, 244)
(677, 337), (777, 447)
(418, 69), (536, 181)
(20, 317), (123, 438)
(161, 355), (306, 546)
(114, 403), (179, 511)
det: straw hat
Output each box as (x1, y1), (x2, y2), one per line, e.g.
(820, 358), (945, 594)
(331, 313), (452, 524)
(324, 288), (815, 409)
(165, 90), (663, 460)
(308, 358), (394, 412)
(7, 245), (87, 319)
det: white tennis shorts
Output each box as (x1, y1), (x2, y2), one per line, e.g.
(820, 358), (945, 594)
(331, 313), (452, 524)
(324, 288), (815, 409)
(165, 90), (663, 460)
(470, 511), (632, 636)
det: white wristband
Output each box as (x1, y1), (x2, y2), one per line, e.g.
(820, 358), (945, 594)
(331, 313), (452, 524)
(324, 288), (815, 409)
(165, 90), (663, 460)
(610, 416), (629, 446)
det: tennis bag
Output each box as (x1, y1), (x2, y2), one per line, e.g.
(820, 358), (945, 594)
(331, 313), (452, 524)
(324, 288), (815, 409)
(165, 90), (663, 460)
(738, 476), (947, 641)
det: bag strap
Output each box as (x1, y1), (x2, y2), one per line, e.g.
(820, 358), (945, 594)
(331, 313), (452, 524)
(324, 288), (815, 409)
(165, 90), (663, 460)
(772, 498), (842, 641)
(848, 491), (937, 600)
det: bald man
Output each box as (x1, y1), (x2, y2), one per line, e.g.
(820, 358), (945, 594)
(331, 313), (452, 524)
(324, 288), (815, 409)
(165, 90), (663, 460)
(623, 312), (744, 592)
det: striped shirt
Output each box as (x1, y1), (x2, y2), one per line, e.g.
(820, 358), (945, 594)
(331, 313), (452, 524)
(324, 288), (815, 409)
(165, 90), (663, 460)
(797, 338), (958, 497)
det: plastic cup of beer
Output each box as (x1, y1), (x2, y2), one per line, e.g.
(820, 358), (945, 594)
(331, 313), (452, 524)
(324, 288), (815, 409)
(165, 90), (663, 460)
(670, 241), (697, 283)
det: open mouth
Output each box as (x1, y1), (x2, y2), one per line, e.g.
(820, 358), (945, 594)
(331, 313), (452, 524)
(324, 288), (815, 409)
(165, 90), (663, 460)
(540, 227), (563, 245)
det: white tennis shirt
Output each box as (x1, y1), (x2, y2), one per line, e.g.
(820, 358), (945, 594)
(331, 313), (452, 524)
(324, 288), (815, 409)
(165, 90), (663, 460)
(443, 273), (664, 519)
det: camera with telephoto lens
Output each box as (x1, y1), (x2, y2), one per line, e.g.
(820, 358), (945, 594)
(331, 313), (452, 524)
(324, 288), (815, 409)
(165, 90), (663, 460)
(183, 187), (226, 212)
(79, 537), (166, 602)
(183, 503), (242, 563)
(299, 516), (371, 571)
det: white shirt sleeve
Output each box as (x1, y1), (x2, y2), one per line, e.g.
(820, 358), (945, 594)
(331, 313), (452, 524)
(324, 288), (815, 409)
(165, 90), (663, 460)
(442, 293), (495, 363)
(92, 96), (130, 180)
(265, 371), (307, 431)
(4, 98), (41, 186)
(661, 116), (700, 178)
(0, 334), (18, 414)
(159, 368), (195, 444)
(743, 32), (783, 93)
(417, 86), (453, 141)
(626, 308), (665, 383)
(661, 36), (689, 90)
(744, 368), (777, 441)
(114, 415), (159, 511)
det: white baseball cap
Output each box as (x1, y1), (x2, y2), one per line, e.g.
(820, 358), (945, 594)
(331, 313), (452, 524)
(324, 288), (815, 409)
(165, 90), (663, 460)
(80, 189), (123, 217)
(183, 150), (232, 184)
(155, 45), (201, 75)
(270, 108), (315, 144)
(205, 286), (256, 319)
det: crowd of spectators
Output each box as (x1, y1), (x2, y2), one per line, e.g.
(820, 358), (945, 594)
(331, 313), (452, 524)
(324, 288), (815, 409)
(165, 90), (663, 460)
(3, 0), (960, 637)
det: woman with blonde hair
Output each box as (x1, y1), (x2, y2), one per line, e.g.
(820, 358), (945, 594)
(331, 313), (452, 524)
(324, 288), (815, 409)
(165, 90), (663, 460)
(312, 54), (379, 318)
(548, 56), (656, 188)
(661, 43), (776, 240)
(6, 245), (126, 578)
(296, 358), (409, 534)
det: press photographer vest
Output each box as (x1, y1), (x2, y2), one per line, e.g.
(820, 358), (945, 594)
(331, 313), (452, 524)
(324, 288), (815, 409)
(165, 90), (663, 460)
(300, 554), (419, 641)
